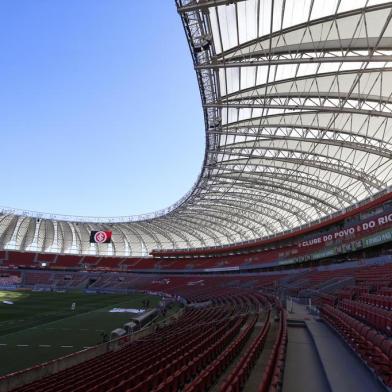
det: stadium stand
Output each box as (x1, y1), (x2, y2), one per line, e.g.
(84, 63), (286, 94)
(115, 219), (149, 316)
(359, 293), (392, 311)
(3, 288), (287, 392)
(338, 300), (391, 336)
(2, 1), (392, 391)
(23, 272), (53, 287)
(2, 195), (392, 275)
(320, 305), (392, 388)
(0, 273), (21, 290)
(0, 255), (390, 391)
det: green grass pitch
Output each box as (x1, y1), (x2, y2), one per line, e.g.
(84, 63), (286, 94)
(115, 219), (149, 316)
(0, 290), (159, 376)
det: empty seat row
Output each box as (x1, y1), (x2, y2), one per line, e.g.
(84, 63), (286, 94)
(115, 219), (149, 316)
(379, 287), (392, 296)
(11, 306), (232, 392)
(321, 305), (392, 388)
(339, 299), (392, 336)
(153, 316), (251, 392)
(219, 312), (271, 392)
(359, 293), (392, 310)
(258, 309), (288, 392)
(10, 288), (269, 392)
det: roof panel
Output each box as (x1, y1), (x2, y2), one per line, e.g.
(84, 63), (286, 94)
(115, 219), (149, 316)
(2, 0), (392, 255)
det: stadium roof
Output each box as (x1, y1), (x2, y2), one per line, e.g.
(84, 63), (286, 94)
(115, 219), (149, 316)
(2, 0), (392, 256)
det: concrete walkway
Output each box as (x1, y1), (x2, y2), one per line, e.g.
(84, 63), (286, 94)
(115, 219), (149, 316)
(285, 300), (387, 392)
(282, 325), (330, 392)
(306, 319), (387, 392)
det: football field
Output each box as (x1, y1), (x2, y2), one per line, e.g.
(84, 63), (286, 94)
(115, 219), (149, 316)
(0, 290), (159, 376)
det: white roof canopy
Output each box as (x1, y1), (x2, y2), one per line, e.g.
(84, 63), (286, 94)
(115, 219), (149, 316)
(2, 0), (392, 256)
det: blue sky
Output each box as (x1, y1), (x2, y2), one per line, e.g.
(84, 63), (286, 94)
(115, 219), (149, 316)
(0, 0), (204, 217)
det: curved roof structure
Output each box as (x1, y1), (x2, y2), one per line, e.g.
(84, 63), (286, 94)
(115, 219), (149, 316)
(2, 0), (392, 256)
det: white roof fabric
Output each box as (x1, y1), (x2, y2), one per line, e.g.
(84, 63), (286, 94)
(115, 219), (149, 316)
(1, 0), (392, 256)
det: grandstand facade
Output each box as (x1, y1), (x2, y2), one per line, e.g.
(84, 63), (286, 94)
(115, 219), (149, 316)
(1, 191), (392, 271)
(2, 0), (392, 257)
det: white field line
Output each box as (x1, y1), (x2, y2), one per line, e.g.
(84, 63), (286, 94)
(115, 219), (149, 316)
(0, 343), (78, 348)
(0, 297), (140, 339)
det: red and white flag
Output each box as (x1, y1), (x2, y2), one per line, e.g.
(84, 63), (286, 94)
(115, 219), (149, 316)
(90, 231), (112, 243)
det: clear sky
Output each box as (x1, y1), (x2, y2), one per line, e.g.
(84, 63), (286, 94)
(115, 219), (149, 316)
(0, 0), (204, 217)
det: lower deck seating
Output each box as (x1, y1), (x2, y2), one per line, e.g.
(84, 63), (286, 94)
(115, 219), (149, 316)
(258, 309), (288, 392)
(338, 299), (392, 336)
(1, 259), (391, 391)
(23, 272), (53, 286)
(379, 287), (392, 296)
(184, 311), (271, 392)
(4, 287), (286, 392)
(358, 293), (392, 310)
